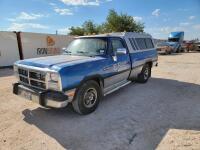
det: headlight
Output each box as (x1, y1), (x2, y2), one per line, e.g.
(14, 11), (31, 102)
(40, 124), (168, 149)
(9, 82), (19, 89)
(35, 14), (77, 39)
(46, 72), (61, 91)
(49, 73), (59, 82)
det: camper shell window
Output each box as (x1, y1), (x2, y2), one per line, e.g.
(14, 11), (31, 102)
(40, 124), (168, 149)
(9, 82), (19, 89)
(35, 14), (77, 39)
(135, 38), (146, 50)
(145, 38), (154, 49)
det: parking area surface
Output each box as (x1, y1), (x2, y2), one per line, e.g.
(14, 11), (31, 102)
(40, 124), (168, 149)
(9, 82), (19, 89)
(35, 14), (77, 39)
(0, 52), (200, 150)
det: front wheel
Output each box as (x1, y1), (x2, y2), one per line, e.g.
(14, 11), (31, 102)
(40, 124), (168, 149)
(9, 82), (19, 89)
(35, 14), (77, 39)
(136, 64), (151, 83)
(72, 80), (102, 115)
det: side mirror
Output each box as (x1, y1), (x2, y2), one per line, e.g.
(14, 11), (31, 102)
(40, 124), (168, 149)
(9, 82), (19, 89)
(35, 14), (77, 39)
(117, 48), (127, 54)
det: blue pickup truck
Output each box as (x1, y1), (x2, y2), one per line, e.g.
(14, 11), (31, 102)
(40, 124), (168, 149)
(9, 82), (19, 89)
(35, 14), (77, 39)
(13, 32), (158, 115)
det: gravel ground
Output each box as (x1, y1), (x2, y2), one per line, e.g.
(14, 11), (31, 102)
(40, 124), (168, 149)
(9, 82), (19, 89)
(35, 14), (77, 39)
(0, 52), (200, 150)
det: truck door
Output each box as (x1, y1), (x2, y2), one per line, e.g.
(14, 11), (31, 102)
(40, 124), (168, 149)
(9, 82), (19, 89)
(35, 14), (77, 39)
(104, 37), (131, 90)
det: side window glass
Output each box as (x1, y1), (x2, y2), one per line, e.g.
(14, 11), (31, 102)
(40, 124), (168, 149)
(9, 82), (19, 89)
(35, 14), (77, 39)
(135, 38), (147, 50)
(111, 39), (125, 52)
(145, 38), (154, 49)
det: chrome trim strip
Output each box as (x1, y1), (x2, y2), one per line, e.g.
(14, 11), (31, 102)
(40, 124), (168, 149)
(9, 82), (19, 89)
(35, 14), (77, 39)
(18, 81), (45, 91)
(130, 48), (157, 53)
(45, 99), (68, 108)
(28, 69), (30, 85)
(18, 74), (28, 78)
(104, 81), (131, 96)
(29, 77), (45, 83)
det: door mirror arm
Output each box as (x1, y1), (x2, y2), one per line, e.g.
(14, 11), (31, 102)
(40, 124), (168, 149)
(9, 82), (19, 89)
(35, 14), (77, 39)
(111, 51), (117, 62)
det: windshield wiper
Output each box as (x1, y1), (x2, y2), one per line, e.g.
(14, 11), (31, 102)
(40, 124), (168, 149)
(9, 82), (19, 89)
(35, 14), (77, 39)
(76, 51), (95, 57)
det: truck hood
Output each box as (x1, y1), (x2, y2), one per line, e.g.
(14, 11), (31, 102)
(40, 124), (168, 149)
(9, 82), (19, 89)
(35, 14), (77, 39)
(16, 55), (94, 69)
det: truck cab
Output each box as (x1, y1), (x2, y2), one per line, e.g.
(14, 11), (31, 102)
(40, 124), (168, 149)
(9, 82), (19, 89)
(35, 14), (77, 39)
(167, 31), (184, 53)
(13, 32), (158, 115)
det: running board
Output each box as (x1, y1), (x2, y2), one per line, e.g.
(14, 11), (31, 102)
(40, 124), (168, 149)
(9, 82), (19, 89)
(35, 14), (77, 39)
(104, 81), (132, 96)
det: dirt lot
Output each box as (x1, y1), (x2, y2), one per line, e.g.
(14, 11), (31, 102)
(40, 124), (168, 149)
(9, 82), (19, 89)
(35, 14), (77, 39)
(0, 52), (200, 150)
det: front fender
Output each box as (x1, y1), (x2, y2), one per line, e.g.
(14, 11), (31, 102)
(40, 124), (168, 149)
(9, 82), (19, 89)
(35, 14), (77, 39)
(58, 57), (107, 91)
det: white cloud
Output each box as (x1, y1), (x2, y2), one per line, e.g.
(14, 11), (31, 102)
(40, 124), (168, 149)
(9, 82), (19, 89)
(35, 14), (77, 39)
(8, 12), (46, 22)
(189, 16), (195, 20)
(152, 9), (160, 17)
(49, 2), (56, 6)
(57, 27), (70, 34)
(179, 22), (190, 26)
(18, 12), (44, 20)
(60, 0), (100, 6)
(7, 23), (49, 31)
(54, 7), (73, 15)
(133, 16), (143, 22)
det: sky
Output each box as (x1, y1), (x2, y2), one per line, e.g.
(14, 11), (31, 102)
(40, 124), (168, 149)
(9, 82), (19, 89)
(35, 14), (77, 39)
(0, 0), (199, 40)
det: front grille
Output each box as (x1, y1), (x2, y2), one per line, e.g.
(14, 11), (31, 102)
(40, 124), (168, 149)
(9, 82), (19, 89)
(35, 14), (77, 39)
(30, 80), (46, 89)
(19, 76), (29, 84)
(29, 71), (46, 81)
(18, 68), (46, 90)
(18, 68), (28, 76)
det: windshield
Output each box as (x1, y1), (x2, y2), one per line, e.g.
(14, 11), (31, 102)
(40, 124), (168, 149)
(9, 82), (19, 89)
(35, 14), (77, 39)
(64, 38), (107, 56)
(168, 38), (179, 42)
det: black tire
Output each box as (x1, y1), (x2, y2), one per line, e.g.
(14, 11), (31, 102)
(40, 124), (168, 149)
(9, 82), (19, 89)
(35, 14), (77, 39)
(136, 64), (151, 83)
(72, 80), (102, 115)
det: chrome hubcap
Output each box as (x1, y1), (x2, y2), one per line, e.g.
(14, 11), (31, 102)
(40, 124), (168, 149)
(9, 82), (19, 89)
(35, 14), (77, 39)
(83, 88), (97, 108)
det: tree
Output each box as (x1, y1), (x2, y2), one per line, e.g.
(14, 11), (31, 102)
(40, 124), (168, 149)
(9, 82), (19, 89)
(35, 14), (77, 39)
(69, 20), (99, 36)
(105, 9), (144, 32)
(69, 26), (84, 36)
(68, 9), (144, 35)
(82, 20), (99, 35)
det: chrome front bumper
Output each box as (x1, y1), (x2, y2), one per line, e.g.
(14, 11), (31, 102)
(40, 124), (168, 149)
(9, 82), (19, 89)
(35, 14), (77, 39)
(13, 83), (69, 108)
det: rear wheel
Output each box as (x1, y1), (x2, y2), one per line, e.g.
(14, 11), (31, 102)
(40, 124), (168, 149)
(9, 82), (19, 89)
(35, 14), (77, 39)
(72, 80), (102, 115)
(136, 64), (151, 83)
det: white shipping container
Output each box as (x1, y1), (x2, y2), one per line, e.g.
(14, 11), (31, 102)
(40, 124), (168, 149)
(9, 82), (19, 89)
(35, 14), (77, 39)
(0, 31), (20, 67)
(21, 32), (74, 59)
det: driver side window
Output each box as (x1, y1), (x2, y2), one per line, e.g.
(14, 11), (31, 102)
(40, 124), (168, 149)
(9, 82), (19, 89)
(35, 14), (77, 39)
(111, 39), (125, 53)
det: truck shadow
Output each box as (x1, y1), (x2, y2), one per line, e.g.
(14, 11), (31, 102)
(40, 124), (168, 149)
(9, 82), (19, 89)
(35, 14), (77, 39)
(22, 78), (200, 150)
